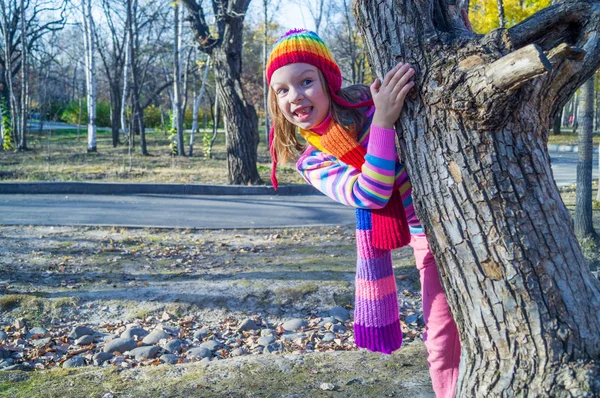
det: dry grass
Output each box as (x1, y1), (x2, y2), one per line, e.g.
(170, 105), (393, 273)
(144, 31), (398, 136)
(0, 127), (304, 185)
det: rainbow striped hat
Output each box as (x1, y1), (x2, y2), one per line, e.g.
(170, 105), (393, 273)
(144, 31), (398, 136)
(266, 29), (372, 109)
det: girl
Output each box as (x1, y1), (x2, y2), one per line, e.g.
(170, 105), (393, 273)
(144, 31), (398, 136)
(266, 29), (460, 398)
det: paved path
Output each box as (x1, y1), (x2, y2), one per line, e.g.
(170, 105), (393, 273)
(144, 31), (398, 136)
(550, 150), (598, 187)
(0, 150), (591, 229)
(0, 193), (355, 229)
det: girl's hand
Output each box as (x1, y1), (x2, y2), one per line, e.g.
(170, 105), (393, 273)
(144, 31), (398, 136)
(370, 63), (415, 129)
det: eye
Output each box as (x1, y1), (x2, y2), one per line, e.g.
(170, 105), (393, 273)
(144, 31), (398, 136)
(302, 79), (313, 86)
(276, 88), (288, 95)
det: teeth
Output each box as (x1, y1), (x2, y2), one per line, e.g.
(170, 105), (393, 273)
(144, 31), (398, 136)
(296, 107), (311, 116)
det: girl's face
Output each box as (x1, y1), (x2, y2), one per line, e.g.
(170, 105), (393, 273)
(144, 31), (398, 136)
(270, 63), (330, 130)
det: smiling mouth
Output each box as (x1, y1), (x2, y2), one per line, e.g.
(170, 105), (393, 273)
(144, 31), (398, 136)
(294, 107), (313, 118)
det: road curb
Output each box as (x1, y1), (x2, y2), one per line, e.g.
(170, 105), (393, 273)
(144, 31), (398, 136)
(548, 144), (599, 153)
(0, 182), (319, 196)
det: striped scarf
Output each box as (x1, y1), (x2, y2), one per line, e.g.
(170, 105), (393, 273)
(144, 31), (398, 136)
(302, 120), (410, 354)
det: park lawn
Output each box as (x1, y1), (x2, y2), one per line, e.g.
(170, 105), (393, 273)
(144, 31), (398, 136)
(547, 130), (600, 146)
(0, 127), (304, 185)
(0, 127), (593, 185)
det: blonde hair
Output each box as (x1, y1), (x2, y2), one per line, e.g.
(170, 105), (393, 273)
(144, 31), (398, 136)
(268, 69), (372, 164)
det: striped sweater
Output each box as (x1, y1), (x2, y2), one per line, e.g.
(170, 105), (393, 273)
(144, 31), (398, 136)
(296, 108), (422, 234)
(296, 107), (423, 354)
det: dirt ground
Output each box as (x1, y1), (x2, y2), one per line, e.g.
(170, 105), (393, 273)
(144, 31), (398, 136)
(0, 224), (433, 397)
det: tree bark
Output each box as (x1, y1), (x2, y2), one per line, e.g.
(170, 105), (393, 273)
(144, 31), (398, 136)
(354, 0), (600, 395)
(81, 0), (97, 153)
(174, 3), (184, 156)
(576, 77), (597, 239)
(553, 107), (562, 135)
(18, 0), (27, 151)
(182, 0), (261, 185)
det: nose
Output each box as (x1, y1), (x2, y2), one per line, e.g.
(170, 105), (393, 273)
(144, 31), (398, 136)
(288, 87), (304, 103)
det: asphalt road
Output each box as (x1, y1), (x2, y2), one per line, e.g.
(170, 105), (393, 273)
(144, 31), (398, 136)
(550, 150), (597, 187)
(0, 193), (356, 229)
(0, 150), (590, 229)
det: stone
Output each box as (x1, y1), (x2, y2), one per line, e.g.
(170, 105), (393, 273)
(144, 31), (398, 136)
(103, 338), (138, 354)
(405, 314), (418, 325)
(63, 356), (86, 368)
(329, 307), (350, 322)
(128, 346), (160, 360)
(237, 318), (260, 332)
(0, 363), (32, 371)
(69, 325), (95, 339)
(161, 326), (181, 336)
(162, 339), (183, 354)
(101, 334), (118, 342)
(322, 333), (336, 342)
(199, 340), (221, 351)
(263, 342), (282, 354)
(257, 336), (275, 347)
(142, 329), (169, 345)
(282, 318), (308, 332)
(186, 347), (212, 360)
(260, 329), (274, 337)
(332, 324), (347, 334)
(0, 349), (9, 360)
(92, 352), (113, 366)
(13, 318), (25, 330)
(121, 327), (148, 340)
(26, 327), (48, 338)
(30, 337), (52, 349)
(320, 383), (336, 391)
(230, 348), (245, 357)
(160, 354), (179, 364)
(193, 328), (209, 340)
(318, 317), (336, 328)
(75, 335), (95, 345)
(280, 332), (306, 342)
(0, 331), (7, 340)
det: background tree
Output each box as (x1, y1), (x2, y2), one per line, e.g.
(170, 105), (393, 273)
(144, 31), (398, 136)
(182, 0), (261, 185)
(80, 0), (97, 152)
(576, 76), (597, 239)
(354, 0), (600, 395)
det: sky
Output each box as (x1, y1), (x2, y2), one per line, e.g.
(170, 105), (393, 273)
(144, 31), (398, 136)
(247, 0), (317, 32)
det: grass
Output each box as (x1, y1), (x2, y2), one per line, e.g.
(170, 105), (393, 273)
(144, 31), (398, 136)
(0, 127), (304, 185)
(547, 130), (600, 146)
(0, 126), (592, 185)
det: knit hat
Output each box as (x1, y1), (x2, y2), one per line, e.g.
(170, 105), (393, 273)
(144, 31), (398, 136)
(266, 29), (374, 189)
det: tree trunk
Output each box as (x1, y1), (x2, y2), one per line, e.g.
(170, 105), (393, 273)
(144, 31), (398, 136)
(354, 0), (600, 395)
(189, 55), (210, 157)
(576, 77), (596, 239)
(497, 0), (506, 28)
(120, 29), (130, 143)
(82, 0), (97, 153)
(553, 107), (562, 135)
(182, 0), (261, 185)
(18, 0), (27, 151)
(174, 3), (184, 156)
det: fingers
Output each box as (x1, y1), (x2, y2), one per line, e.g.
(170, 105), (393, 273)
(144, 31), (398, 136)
(382, 63), (403, 87)
(380, 63), (415, 97)
(370, 78), (381, 95)
(395, 80), (415, 103)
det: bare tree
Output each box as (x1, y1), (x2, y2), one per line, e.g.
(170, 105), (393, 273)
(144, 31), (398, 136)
(0, 0), (66, 151)
(80, 0), (97, 152)
(188, 54), (210, 156)
(354, 0), (600, 395)
(182, 0), (261, 185)
(173, 2), (184, 156)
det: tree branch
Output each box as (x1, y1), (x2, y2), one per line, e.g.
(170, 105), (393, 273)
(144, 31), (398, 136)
(180, 0), (219, 54)
(484, 44), (552, 91)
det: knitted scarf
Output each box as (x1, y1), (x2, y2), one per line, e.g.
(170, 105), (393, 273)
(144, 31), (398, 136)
(301, 120), (410, 354)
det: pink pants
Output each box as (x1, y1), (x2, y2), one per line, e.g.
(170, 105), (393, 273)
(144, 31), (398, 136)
(410, 235), (461, 398)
